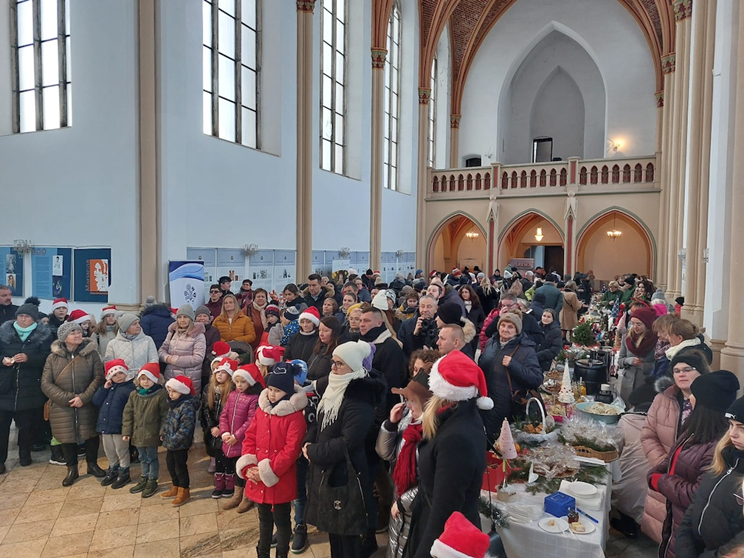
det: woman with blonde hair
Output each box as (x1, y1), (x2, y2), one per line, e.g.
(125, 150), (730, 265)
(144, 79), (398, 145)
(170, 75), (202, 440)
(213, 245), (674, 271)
(408, 351), (489, 558)
(213, 294), (256, 347)
(675, 394), (744, 557)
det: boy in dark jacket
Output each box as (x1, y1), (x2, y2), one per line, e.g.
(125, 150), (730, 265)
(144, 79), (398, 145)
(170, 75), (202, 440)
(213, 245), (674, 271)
(160, 375), (200, 506)
(92, 359), (136, 489)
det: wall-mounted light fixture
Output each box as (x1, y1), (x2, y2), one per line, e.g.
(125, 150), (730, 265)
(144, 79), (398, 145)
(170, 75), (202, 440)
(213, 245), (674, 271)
(339, 247), (351, 259)
(243, 243), (259, 256)
(13, 239), (33, 254)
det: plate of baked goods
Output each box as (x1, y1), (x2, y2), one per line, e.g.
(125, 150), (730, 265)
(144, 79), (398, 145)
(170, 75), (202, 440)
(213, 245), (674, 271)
(538, 517), (569, 533)
(561, 516), (596, 535)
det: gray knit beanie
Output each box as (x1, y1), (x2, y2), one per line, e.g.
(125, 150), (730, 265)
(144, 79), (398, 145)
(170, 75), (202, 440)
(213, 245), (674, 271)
(195, 305), (211, 319)
(57, 321), (82, 342)
(177, 304), (195, 320)
(15, 303), (39, 322)
(117, 313), (140, 333)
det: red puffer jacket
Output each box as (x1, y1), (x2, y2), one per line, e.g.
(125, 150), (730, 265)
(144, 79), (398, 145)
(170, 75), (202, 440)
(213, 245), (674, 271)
(219, 389), (259, 458)
(236, 386), (308, 505)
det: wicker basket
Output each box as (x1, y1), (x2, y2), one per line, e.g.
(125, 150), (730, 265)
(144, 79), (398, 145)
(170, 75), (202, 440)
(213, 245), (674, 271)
(572, 445), (619, 463)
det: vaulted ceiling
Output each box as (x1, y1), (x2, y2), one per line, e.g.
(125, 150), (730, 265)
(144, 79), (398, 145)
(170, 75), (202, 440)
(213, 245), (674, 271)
(412, 0), (676, 115)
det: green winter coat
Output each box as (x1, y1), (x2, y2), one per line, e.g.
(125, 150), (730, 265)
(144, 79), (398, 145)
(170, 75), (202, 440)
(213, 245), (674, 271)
(121, 385), (169, 448)
(41, 339), (105, 444)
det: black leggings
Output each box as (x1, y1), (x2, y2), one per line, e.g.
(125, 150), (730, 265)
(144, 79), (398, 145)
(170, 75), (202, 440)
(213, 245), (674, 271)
(257, 502), (292, 554)
(166, 449), (190, 488)
(328, 533), (362, 558)
(61, 436), (99, 467)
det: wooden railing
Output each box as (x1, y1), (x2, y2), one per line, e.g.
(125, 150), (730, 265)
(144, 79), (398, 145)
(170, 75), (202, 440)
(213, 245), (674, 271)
(428, 155), (658, 198)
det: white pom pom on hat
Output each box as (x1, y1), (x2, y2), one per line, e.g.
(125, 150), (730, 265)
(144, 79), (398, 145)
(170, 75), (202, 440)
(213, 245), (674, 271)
(428, 351), (493, 410)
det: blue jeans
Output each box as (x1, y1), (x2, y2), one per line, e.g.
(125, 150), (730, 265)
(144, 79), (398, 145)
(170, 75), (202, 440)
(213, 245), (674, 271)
(293, 456), (308, 525)
(138, 446), (159, 480)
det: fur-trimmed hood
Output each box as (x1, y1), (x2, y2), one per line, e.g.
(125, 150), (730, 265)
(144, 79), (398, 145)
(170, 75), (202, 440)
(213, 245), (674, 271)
(656, 375), (676, 394)
(166, 321), (205, 337)
(258, 384), (308, 416)
(461, 317), (476, 344)
(0, 319), (53, 347)
(50, 337), (97, 357)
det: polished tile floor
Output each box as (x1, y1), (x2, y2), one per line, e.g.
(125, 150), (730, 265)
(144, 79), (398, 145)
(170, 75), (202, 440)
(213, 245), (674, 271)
(0, 435), (654, 558)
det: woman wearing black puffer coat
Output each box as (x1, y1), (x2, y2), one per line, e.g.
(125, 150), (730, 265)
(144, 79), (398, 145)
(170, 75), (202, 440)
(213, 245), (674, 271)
(535, 309), (562, 372)
(478, 310), (542, 445)
(0, 303), (53, 473)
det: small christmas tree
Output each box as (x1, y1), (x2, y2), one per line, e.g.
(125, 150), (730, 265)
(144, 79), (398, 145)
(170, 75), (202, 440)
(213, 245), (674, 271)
(498, 418), (518, 459)
(572, 321), (596, 347)
(558, 366), (574, 404)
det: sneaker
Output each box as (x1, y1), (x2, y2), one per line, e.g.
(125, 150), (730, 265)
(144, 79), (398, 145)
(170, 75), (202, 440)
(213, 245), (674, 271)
(270, 532), (277, 548)
(142, 479), (159, 499)
(49, 455), (67, 466)
(130, 477), (148, 494)
(49, 445), (66, 466)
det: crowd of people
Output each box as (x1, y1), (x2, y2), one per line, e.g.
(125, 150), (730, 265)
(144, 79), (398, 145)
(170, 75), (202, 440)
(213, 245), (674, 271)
(0, 264), (741, 558)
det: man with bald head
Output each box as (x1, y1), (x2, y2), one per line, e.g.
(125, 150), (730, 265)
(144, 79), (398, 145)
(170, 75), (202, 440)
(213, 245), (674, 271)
(436, 324), (467, 357)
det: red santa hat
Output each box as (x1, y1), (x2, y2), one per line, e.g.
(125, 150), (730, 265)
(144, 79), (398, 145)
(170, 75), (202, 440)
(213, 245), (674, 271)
(100, 305), (117, 318)
(104, 359), (129, 381)
(211, 341), (232, 359)
(68, 309), (91, 324)
(256, 345), (284, 367)
(51, 298), (69, 311)
(452, 267), (462, 277)
(166, 375), (195, 396)
(430, 511), (490, 558)
(429, 351), (493, 410)
(213, 357), (238, 377)
(234, 364), (266, 389)
(137, 362), (161, 385)
(298, 306), (320, 327)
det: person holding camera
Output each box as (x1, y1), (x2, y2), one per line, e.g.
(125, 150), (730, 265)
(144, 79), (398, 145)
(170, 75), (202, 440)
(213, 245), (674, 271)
(397, 294), (438, 361)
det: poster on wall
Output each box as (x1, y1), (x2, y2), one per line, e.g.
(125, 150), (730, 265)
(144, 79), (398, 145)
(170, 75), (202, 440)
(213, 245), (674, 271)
(32, 247), (72, 300)
(273, 251), (296, 291)
(509, 258), (535, 272)
(168, 261), (205, 308)
(0, 247), (24, 297)
(216, 249), (246, 286)
(186, 248), (217, 284)
(248, 250), (274, 292)
(73, 248), (111, 302)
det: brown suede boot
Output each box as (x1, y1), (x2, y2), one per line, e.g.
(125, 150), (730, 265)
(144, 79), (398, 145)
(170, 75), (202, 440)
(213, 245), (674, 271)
(236, 496), (255, 514)
(161, 485), (179, 498)
(221, 490), (243, 510)
(172, 487), (190, 506)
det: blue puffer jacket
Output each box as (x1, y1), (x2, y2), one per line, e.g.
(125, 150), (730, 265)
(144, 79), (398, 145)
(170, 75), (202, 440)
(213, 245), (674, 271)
(92, 379), (136, 435)
(139, 305), (174, 350)
(161, 394), (200, 451)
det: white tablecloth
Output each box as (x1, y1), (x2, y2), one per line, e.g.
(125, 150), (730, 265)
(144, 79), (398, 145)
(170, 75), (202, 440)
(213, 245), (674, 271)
(482, 476), (612, 558)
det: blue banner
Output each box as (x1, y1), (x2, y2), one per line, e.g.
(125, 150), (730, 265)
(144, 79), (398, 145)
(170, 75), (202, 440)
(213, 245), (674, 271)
(73, 248), (111, 302)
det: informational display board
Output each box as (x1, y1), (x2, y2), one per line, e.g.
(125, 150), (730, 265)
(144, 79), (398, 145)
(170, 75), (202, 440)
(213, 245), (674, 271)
(0, 247), (24, 297)
(248, 250), (275, 292)
(32, 247), (73, 300)
(168, 261), (205, 308)
(273, 250), (296, 289)
(216, 249), (246, 285)
(186, 248), (218, 284)
(73, 248), (111, 302)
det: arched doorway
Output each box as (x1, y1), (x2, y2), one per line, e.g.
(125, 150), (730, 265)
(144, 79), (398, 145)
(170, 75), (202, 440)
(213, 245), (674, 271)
(428, 214), (487, 273)
(576, 210), (654, 284)
(498, 212), (564, 275)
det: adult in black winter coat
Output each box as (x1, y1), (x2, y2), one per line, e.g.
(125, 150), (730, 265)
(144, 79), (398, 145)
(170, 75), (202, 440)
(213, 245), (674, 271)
(303, 341), (386, 558)
(478, 312), (543, 444)
(0, 304), (53, 471)
(399, 295), (439, 360)
(139, 303), (175, 350)
(484, 300), (544, 347)
(410, 350), (487, 558)
(536, 309), (562, 372)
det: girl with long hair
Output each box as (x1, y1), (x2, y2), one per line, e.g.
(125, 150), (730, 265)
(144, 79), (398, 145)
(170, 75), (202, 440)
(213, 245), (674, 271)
(307, 316), (342, 381)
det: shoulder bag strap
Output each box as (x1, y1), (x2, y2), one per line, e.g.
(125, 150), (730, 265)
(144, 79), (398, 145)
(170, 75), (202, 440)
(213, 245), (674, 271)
(503, 345), (521, 393)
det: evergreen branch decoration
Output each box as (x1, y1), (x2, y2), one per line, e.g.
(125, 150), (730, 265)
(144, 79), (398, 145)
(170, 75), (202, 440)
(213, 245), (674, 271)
(479, 496), (509, 528)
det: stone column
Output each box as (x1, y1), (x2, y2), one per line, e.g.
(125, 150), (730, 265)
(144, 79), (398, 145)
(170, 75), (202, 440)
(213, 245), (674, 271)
(655, 89), (668, 289)
(296, 1), (315, 279)
(449, 114), (460, 168)
(369, 49), (386, 272)
(416, 88), (431, 272)
(682, 0), (717, 324)
(720, 0), (744, 382)
(138, 0), (158, 300)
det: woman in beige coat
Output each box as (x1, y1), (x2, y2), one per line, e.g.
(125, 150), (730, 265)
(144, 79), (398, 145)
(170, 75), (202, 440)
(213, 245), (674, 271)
(42, 322), (106, 487)
(559, 281), (583, 342)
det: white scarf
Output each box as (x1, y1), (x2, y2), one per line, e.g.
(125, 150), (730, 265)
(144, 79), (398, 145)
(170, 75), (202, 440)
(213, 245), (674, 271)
(665, 337), (701, 360)
(317, 368), (368, 431)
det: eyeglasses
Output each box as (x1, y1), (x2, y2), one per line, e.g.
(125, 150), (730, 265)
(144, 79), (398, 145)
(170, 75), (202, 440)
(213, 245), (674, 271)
(331, 360), (346, 369)
(673, 367), (697, 374)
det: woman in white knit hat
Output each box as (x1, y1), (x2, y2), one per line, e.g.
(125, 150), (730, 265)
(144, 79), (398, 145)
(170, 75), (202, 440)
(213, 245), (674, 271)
(302, 340), (386, 558)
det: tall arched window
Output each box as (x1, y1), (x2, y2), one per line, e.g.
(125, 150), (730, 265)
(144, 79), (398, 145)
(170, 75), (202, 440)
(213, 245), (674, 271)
(383, 1), (401, 190)
(320, 0), (347, 175)
(427, 56), (437, 168)
(202, 0), (259, 148)
(11, 0), (71, 133)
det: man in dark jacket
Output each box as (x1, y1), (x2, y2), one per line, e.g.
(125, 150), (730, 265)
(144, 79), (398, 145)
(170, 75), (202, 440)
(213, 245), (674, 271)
(205, 284), (223, 318)
(0, 286), (18, 326)
(303, 274), (325, 312)
(534, 275), (564, 313)
(398, 294), (438, 360)
(139, 303), (175, 350)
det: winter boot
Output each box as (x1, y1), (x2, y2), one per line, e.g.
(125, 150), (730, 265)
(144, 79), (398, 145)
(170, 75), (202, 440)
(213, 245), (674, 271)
(161, 484), (179, 498)
(222, 473), (235, 498)
(221, 490), (243, 511)
(142, 478), (159, 498)
(49, 444), (66, 466)
(101, 466), (119, 487)
(172, 487), (190, 506)
(360, 529), (378, 558)
(211, 472), (225, 499)
(291, 523), (308, 554)
(270, 532), (277, 548)
(87, 462), (106, 478)
(62, 465), (79, 487)
(129, 476), (148, 494)
(207, 457), (216, 474)
(236, 495), (255, 513)
(111, 467), (131, 489)
(18, 447), (32, 467)
(256, 544), (271, 558)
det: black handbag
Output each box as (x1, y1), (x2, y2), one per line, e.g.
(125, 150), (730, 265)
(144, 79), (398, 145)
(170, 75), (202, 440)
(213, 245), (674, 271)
(312, 445), (368, 536)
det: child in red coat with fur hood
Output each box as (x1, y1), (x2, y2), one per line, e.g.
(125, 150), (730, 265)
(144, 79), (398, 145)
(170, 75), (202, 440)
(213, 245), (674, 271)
(236, 362), (308, 558)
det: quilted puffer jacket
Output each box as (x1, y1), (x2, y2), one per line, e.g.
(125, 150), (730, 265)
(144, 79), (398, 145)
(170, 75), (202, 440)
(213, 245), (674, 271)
(0, 320), (53, 411)
(159, 322), (206, 393)
(219, 388), (260, 458)
(122, 385), (169, 448)
(104, 331), (158, 372)
(161, 394), (199, 451)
